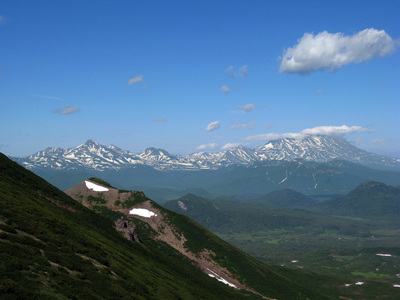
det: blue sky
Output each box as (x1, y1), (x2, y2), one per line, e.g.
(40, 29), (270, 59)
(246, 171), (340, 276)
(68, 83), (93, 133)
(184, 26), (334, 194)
(1, 0), (399, 157)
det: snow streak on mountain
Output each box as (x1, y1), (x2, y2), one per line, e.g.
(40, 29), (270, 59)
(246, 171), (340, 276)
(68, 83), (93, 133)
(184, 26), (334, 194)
(11, 136), (400, 172)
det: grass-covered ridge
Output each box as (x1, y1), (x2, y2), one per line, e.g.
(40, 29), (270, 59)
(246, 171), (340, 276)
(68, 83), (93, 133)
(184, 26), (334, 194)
(66, 177), (336, 298)
(2, 153), (350, 299)
(0, 153), (268, 299)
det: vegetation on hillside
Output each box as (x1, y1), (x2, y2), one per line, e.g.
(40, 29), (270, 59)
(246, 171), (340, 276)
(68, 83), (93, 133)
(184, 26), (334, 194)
(0, 153), (264, 299)
(165, 190), (400, 299)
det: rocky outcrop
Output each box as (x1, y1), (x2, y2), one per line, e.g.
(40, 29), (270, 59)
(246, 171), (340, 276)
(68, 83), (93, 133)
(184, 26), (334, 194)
(115, 218), (140, 243)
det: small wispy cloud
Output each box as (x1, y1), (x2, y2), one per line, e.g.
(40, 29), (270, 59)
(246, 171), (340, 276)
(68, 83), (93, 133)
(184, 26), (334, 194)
(155, 117), (167, 122)
(220, 85), (230, 93)
(206, 121), (220, 132)
(315, 89), (323, 94)
(244, 125), (373, 141)
(279, 28), (398, 74)
(0, 16), (5, 25)
(128, 75), (145, 85)
(196, 143), (219, 150)
(301, 125), (373, 136)
(231, 122), (256, 130)
(221, 143), (241, 150)
(224, 66), (234, 73)
(52, 104), (80, 115)
(235, 103), (255, 112)
(225, 65), (248, 78)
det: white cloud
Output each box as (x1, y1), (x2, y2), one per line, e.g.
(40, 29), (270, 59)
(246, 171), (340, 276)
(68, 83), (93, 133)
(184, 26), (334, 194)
(220, 85), (230, 93)
(0, 16), (5, 24)
(224, 66), (234, 73)
(196, 143), (219, 150)
(225, 65), (249, 77)
(52, 104), (80, 115)
(221, 143), (241, 150)
(315, 89), (323, 94)
(244, 125), (373, 141)
(128, 75), (145, 85)
(235, 103), (255, 112)
(300, 125), (372, 136)
(231, 122), (256, 130)
(206, 121), (220, 132)
(237, 65), (248, 77)
(244, 132), (301, 141)
(279, 28), (398, 74)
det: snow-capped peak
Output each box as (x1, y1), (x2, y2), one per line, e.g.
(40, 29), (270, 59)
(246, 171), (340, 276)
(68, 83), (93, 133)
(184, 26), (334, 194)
(12, 135), (400, 172)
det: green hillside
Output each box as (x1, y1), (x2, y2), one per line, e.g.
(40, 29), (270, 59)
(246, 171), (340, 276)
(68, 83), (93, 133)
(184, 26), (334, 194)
(245, 189), (318, 208)
(1, 154), (260, 299)
(66, 178), (338, 299)
(165, 192), (400, 299)
(315, 181), (400, 219)
(0, 153), (341, 299)
(163, 193), (233, 227)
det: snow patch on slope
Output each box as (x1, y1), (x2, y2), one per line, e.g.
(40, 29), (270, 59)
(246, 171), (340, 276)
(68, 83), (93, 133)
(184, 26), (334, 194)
(178, 201), (187, 211)
(129, 208), (157, 218)
(207, 269), (237, 288)
(376, 253), (392, 257)
(85, 181), (109, 192)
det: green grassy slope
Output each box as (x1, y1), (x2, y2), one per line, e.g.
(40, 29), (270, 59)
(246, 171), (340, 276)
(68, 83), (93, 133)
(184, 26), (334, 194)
(0, 153), (263, 299)
(1, 153), (340, 299)
(68, 179), (339, 299)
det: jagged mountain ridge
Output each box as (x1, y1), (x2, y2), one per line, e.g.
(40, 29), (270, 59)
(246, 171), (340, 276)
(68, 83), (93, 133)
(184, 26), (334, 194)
(12, 135), (400, 172)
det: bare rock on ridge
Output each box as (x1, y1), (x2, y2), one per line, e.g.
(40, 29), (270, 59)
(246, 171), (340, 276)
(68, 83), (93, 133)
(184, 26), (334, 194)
(115, 217), (141, 243)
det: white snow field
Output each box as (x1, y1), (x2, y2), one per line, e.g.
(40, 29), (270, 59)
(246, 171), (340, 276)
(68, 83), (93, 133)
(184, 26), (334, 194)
(85, 180), (109, 192)
(129, 208), (157, 218)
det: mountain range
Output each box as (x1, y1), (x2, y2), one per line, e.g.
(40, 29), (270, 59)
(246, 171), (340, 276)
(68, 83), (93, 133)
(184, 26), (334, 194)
(8, 136), (400, 199)
(11, 135), (400, 172)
